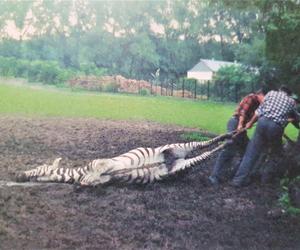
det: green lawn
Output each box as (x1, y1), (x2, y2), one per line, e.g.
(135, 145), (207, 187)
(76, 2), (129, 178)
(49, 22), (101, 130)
(0, 83), (298, 138)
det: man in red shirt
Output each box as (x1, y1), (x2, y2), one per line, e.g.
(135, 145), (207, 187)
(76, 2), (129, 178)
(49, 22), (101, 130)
(209, 86), (270, 185)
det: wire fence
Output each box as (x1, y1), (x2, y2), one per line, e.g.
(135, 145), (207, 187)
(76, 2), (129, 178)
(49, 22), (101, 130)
(143, 78), (262, 103)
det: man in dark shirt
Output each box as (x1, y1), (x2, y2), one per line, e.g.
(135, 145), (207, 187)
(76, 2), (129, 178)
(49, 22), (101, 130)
(231, 86), (299, 187)
(209, 86), (269, 185)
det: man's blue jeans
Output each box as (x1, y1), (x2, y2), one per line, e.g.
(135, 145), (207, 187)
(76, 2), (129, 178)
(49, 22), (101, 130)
(210, 116), (249, 180)
(233, 117), (284, 184)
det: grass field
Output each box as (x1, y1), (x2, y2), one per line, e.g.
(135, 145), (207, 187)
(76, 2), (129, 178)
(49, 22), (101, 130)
(0, 82), (298, 138)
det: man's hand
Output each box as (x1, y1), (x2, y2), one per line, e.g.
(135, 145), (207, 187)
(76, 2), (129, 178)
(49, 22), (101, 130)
(245, 122), (253, 129)
(237, 124), (244, 131)
(288, 118), (300, 129)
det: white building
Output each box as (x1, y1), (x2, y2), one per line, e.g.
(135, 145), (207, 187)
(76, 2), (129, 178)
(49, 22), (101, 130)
(187, 59), (237, 83)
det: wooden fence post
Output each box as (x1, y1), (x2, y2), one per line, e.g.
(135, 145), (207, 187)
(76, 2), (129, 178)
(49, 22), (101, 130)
(200, 83), (203, 100)
(182, 78), (185, 98)
(194, 80), (197, 99)
(207, 81), (210, 100)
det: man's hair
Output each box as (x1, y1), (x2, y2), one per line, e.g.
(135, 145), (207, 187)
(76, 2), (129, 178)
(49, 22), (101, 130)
(257, 85), (271, 95)
(279, 85), (292, 96)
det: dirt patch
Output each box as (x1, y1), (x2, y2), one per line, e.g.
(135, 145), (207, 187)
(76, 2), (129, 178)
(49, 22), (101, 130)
(0, 117), (299, 249)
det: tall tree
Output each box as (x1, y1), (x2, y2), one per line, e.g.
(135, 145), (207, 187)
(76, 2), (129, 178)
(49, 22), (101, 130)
(262, 0), (300, 86)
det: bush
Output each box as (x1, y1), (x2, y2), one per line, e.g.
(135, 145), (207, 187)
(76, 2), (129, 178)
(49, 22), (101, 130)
(0, 56), (17, 76)
(38, 61), (66, 84)
(15, 59), (29, 77)
(139, 88), (150, 96)
(27, 60), (43, 82)
(279, 177), (300, 215)
(0, 56), (76, 85)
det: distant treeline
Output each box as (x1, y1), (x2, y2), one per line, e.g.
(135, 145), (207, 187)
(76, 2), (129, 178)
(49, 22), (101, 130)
(0, 0), (299, 91)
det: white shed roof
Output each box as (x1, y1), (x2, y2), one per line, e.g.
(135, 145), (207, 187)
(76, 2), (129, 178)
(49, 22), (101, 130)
(188, 59), (237, 73)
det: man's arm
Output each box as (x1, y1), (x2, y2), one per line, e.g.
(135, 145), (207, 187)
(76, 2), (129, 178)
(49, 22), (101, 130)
(236, 95), (252, 130)
(245, 112), (258, 129)
(288, 110), (300, 129)
(246, 102), (264, 130)
(237, 115), (245, 130)
(237, 94), (262, 130)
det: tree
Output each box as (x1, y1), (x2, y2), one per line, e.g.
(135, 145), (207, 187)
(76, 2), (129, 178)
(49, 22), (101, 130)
(220, 0), (300, 90)
(213, 65), (259, 102)
(263, 0), (300, 87)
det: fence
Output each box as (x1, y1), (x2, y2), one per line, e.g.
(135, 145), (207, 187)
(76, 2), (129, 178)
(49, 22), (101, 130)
(144, 78), (262, 103)
(68, 76), (262, 103)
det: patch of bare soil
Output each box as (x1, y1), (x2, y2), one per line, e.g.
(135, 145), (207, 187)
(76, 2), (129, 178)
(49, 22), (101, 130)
(0, 117), (299, 250)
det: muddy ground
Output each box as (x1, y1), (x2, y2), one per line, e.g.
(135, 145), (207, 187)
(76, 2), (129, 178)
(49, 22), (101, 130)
(0, 117), (299, 250)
